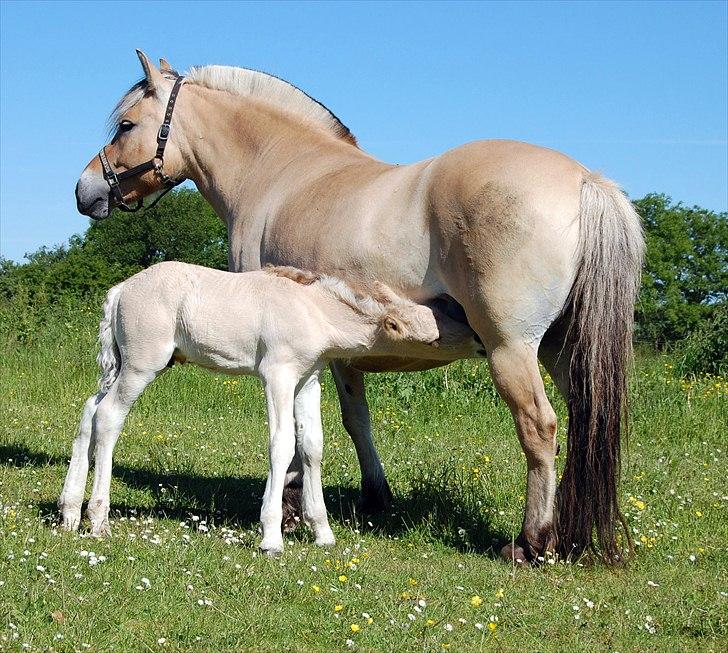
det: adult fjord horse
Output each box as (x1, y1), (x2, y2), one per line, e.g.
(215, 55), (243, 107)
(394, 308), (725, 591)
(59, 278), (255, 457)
(75, 52), (644, 563)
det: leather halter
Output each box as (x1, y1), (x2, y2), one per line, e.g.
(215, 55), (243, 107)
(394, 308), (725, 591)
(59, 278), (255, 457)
(98, 75), (185, 214)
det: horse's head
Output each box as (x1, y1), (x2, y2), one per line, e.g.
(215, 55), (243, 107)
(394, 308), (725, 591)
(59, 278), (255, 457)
(75, 51), (186, 220)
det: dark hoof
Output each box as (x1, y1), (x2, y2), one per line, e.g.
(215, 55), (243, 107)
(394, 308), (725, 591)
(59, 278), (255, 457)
(500, 542), (530, 565)
(357, 477), (394, 514)
(282, 484), (303, 533)
(501, 526), (556, 565)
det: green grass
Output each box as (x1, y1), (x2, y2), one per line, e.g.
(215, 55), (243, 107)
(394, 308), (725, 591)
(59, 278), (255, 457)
(0, 306), (726, 652)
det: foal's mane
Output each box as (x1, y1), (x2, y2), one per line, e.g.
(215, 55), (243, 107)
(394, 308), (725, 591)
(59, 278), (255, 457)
(265, 266), (392, 321)
(110, 65), (356, 145)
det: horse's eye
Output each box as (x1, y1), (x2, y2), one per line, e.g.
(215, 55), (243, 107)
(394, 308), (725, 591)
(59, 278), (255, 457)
(119, 120), (135, 133)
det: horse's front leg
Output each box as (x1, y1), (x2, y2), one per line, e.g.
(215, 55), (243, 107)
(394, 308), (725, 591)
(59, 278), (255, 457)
(330, 361), (392, 513)
(294, 372), (335, 547)
(260, 370), (298, 555)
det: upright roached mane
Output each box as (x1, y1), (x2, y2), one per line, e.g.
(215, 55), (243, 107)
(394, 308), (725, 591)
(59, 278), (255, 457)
(109, 65), (356, 145)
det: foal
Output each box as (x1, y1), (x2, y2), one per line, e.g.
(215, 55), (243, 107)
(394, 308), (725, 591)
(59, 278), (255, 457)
(58, 262), (464, 554)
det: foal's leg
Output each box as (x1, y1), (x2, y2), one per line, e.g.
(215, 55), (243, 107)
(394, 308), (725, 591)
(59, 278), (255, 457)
(86, 369), (156, 536)
(58, 392), (103, 531)
(259, 370), (298, 555)
(488, 343), (559, 563)
(330, 361), (392, 513)
(294, 373), (335, 547)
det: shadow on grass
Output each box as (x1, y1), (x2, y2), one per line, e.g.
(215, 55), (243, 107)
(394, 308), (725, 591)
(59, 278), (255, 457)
(1, 443), (507, 556)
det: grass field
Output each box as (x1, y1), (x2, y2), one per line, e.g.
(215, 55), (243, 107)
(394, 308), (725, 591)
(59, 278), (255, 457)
(1, 304), (726, 652)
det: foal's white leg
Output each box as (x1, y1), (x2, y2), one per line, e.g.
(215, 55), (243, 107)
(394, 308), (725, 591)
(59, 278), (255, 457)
(86, 369), (155, 536)
(259, 370), (297, 555)
(294, 373), (335, 547)
(58, 393), (103, 531)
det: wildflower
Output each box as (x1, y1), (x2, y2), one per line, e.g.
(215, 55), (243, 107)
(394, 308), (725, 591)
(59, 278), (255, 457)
(488, 621), (497, 632)
(157, 638), (166, 645)
(426, 619), (435, 626)
(345, 639), (354, 648)
(334, 604), (344, 612)
(312, 585), (321, 593)
(350, 624), (360, 633)
(408, 577), (418, 586)
(470, 595), (483, 607)
(444, 623), (453, 631)
(338, 575), (348, 583)
(475, 622), (484, 630)
(495, 587), (504, 599)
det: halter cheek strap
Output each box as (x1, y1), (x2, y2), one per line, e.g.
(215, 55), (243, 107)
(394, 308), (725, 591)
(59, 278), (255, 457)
(98, 75), (185, 214)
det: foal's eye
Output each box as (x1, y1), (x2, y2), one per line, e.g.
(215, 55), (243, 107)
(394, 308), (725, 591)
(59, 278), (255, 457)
(119, 120), (135, 133)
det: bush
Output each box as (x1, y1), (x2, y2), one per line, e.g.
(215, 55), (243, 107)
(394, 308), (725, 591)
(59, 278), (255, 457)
(675, 302), (728, 377)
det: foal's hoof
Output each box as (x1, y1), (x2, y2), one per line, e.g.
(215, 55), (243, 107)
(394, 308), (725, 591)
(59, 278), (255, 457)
(61, 512), (81, 532)
(88, 517), (111, 538)
(500, 542), (530, 565)
(260, 543), (284, 557)
(357, 477), (394, 515)
(314, 530), (336, 548)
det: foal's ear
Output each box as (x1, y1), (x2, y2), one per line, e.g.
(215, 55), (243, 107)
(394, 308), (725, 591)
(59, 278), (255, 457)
(382, 315), (404, 337)
(371, 281), (401, 305)
(159, 58), (173, 73)
(135, 49), (165, 91)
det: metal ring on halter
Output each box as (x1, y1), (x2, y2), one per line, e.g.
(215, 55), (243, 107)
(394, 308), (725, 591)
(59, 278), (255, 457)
(97, 75), (185, 216)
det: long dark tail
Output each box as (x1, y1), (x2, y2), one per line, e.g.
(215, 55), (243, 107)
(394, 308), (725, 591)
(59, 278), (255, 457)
(556, 172), (644, 563)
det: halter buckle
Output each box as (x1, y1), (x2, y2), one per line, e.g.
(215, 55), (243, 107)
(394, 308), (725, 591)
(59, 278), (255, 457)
(157, 124), (170, 141)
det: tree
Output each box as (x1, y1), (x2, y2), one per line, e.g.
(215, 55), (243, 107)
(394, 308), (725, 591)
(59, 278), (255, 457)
(84, 188), (228, 271)
(634, 194), (727, 344)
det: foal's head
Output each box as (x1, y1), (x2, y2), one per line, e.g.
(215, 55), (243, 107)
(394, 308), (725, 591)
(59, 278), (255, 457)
(371, 283), (442, 350)
(75, 51), (186, 220)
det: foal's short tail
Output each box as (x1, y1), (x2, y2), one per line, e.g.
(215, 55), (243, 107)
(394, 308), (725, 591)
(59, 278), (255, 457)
(97, 283), (124, 393)
(556, 172), (644, 563)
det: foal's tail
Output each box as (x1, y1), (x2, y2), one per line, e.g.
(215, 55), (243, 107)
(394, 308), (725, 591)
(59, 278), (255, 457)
(556, 172), (644, 563)
(97, 283), (124, 393)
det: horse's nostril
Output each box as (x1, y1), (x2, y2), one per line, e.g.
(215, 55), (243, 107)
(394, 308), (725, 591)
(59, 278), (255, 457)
(430, 339), (440, 348)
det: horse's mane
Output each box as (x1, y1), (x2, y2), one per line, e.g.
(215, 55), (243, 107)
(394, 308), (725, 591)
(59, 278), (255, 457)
(265, 265), (392, 321)
(109, 65), (356, 146)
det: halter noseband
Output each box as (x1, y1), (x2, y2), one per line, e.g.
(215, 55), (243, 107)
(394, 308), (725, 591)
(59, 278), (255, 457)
(98, 75), (185, 214)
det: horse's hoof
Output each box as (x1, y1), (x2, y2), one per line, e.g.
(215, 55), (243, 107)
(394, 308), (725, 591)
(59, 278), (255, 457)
(91, 524), (111, 538)
(314, 530), (336, 547)
(357, 477), (393, 515)
(260, 543), (284, 557)
(61, 513), (81, 532)
(500, 542), (530, 565)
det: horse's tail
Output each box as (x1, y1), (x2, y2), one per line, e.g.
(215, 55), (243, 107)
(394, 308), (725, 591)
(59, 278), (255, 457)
(556, 171), (644, 563)
(97, 283), (124, 393)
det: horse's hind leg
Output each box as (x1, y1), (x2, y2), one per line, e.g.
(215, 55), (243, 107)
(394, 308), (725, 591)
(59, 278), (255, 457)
(488, 343), (559, 563)
(59, 392), (103, 531)
(86, 368), (156, 536)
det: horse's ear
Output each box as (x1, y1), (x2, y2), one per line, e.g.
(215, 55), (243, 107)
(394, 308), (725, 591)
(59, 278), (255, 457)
(159, 58), (173, 73)
(135, 49), (164, 90)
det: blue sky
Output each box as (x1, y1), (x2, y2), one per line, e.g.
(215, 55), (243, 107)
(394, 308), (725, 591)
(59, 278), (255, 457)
(1, 0), (726, 262)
